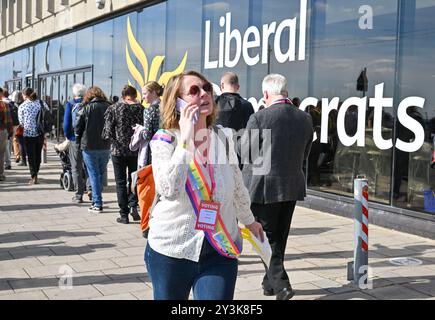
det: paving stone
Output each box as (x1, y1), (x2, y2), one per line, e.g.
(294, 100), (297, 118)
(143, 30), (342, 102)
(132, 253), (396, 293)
(25, 264), (68, 278)
(102, 266), (147, 281)
(118, 247), (146, 256)
(0, 281), (13, 296)
(0, 290), (48, 300)
(234, 289), (274, 300)
(310, 278), (360, 294)
(317, 291), (376, 300)
(44, 285), (102, 300)
(131, 290), (154, 300)
(90, 293), (138, 300)
(292, 282), (331, 300)
(9, 247), (55, 259)
(62, 271), (112, 286)
(235, 275), (264, 292)
(8, 277), (60, 293)
(368, 285), (430, 300)
(69, 260), (119, 273)
(93, 279), (147, 296)
(0, 257), (43, 270)
(80, 249), (126, 261)
(0, 268), (30, 279)
(110, 255), (145, 268)
(37, 255), (86, 266)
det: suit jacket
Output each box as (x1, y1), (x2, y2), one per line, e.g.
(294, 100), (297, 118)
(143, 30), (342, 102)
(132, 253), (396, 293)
(241, 102), (313, 204)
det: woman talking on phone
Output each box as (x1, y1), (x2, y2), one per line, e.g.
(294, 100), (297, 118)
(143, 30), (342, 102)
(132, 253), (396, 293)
(145, 71), (264, 300)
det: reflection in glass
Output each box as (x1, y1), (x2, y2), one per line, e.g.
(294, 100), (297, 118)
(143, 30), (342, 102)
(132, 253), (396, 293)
(307, 0), (398, 204)
(394, 0), (435, 214)
(93, 20), (114, 97)
(76, 27), (93, 67)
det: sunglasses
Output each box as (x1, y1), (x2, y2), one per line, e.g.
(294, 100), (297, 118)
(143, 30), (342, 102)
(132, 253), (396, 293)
(186, 82), (213, 96)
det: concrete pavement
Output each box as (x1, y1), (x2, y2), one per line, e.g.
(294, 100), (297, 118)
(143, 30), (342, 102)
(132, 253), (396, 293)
(0, 145), (434, 300)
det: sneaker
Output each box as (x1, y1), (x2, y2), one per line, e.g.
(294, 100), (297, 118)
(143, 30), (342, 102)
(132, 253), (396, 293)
(130, 207), (141, 221)
(88, 205), (103, 214)
(72, 196), (83, 204)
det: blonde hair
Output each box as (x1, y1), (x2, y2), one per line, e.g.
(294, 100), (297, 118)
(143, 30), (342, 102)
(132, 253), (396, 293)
(160, 71), (217, 130)
(143, 81), (164, 97)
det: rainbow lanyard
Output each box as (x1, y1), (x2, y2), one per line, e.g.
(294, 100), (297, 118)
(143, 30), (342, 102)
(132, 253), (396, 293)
(185, 157), (242, 259)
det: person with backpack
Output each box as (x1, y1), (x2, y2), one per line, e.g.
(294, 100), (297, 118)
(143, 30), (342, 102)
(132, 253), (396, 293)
(102, 85), (144, 224)
(215, 72), (254, 170)
(144, 71), (263, 300)
(64, 83), (89, 203)
(215, 72), (254, 132)
(18, 88), (49, 185)
(75, 86), (111, 213)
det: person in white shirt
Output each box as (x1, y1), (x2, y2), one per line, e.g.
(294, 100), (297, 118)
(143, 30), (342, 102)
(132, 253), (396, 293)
(145, 70), (263, 300)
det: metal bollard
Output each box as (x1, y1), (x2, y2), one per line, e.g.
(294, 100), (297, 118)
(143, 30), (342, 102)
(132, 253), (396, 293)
(347, 178), (369, 287)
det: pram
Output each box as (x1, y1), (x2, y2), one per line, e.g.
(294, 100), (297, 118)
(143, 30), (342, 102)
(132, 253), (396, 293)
(54, 140), (74, 191)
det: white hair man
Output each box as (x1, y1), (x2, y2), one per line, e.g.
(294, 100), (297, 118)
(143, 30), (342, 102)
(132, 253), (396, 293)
(242, 74), (314, 300)
(63, 83), (90, 203)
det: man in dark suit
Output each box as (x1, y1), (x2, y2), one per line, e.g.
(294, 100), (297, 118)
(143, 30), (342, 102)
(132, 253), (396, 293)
(241, 74), (313, 300)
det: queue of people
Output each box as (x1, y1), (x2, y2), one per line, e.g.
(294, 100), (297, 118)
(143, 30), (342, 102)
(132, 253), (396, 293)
(0, 71), (314, 301)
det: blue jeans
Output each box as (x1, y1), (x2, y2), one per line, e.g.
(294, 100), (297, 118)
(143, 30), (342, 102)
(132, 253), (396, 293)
(82, 150), (110, 207)
(144, 240), (238, 300)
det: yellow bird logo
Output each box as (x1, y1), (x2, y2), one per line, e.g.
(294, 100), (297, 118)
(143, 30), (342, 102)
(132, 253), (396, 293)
(126, 17), (188, 106)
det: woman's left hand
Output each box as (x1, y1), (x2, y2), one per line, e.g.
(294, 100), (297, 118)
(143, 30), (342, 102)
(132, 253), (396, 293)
(246, 221), (265, 242)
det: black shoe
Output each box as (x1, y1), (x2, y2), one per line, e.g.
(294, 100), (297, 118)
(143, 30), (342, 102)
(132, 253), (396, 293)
(130, 207), (141, 221)
(263, 287), (275, 297)
(276, 287), (295, 300)
(4, 165), (11, 170)
(117, 217), (129, 224)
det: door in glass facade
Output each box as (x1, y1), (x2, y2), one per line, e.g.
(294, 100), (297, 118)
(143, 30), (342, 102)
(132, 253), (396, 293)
(38, 66), (93, 141)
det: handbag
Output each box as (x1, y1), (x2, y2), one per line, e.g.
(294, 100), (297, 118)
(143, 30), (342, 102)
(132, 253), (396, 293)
(16, 126), (24, 137)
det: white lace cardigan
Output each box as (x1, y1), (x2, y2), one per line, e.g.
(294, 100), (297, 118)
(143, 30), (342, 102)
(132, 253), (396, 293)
(148, 127), (255, 262)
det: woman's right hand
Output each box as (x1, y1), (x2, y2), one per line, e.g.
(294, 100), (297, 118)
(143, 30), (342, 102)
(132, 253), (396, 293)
(179, 103), (199, 146)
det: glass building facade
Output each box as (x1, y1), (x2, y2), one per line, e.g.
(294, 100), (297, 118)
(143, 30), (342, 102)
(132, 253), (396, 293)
(0, 0), (434, 218)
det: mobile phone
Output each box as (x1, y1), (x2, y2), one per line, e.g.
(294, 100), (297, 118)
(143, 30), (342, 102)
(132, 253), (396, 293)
(176, 97), (199, 124)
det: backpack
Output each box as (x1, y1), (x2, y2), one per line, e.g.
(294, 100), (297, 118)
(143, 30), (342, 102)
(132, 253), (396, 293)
(36, 100), (53, 135)
(136, 164), (157, 237)
(8, 102), (19, 126)
(216, 93), (246, 131)
(71, 101), (83, 129)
